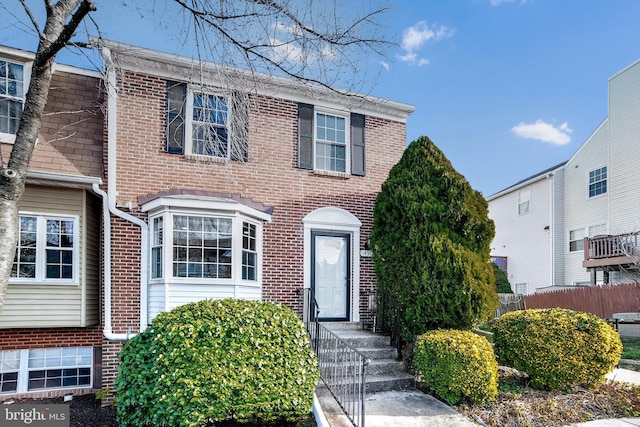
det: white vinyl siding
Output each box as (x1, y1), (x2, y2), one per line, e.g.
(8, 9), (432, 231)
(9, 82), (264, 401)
(563, 121), (609, 285)
(488, 175), (554, 294)
(148, 283), (261, 321)
(609, 60), (640, 233)
(517, 187), (531, 216)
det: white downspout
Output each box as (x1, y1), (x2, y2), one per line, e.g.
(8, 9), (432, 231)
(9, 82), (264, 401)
(99, 47), (149, 341)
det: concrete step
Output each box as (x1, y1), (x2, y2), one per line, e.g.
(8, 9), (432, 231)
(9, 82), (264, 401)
(321, 321), (363, 331)
(366, 372), (415, 393)
(328, 330), (392, 348)
(357, 346), (398, 361)
(367, 358), (405, 376)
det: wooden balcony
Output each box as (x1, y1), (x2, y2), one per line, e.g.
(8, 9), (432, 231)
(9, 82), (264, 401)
(583, 232), (640, 272)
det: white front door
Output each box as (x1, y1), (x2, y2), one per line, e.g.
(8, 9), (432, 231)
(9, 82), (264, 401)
(312, 232), (350, 320)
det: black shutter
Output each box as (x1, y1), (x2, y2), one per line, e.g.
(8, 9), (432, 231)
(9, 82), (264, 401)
(298, 103), (314, 169)
(166, 81), (186, 154)
(350, 113), (365, 176)
(230, 91), (249, 162)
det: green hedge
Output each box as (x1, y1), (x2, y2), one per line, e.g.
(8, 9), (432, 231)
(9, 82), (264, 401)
(493, 308), (622, 390)
(414, 329), (498, 405)
(115, 299), (319, 427)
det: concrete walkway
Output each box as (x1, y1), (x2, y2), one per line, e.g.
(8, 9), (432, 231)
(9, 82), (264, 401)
(314, 368), (640, 427)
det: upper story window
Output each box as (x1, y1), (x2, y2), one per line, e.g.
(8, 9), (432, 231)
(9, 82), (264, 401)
(298, 103), (366, 176)
(191, 92), (229, 157)
(315, 112), (347, 173)
(0, 58), (25, 142)
(11, 214), (78, 283)
(517, 187), (531, 216)
(166, 81), (248, 161)
(588, 166), (607, 198)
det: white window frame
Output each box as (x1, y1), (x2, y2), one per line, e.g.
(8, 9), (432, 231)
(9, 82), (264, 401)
(185, 86), (231, 159)
(514, 283), (528, 295)
(517, 187), (531, 216)
(10, 213), (79, 285)
(587, 166), (607, 198)
(0, 347), (93, 395)
(569, 228), (585, 252)
(149, 209), (263, 286)
(568, 223), (607, 253)
(0, 57), (31, 144)
(314, 108), (350, 174)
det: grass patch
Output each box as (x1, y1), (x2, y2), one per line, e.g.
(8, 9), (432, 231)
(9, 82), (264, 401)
(622, 338), (640, 361)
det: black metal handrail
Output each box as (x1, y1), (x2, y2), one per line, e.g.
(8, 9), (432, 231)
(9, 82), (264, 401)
(376, 288), (404, 360)
(304, 289), (369, 427)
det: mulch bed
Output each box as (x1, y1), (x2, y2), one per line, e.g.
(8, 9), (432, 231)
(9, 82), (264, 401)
(7, 394), (117, 427)
(6, 394), (315, 426)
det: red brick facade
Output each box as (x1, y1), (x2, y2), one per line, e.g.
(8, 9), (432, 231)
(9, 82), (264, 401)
(0, 43), (411, 401)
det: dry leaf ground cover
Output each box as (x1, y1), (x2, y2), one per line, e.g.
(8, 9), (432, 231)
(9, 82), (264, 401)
(454, 367), (640, 427)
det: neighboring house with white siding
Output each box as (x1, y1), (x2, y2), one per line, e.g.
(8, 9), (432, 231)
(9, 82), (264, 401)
(488, 57), (640, 294)
(488, 163), (565, 295)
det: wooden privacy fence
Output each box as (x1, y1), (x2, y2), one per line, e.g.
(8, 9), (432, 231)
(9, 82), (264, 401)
(525, 283), (640, 318)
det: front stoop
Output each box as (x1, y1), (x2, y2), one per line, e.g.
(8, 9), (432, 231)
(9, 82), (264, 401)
(321, 322), (415, 393)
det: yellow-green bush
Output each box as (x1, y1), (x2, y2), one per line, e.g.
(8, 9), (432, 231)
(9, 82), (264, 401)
(115, 299), (319, 427)
(414, 329), (498, 405)
(493, 308), (622, 390)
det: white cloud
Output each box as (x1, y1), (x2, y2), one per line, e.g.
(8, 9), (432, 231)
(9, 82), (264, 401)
(380, 61), (389, 71)
(490, 0), (529, 5)
(398, 21), (453, 66)
(269, 37), (306, 64)
(511, 120), (573, 145)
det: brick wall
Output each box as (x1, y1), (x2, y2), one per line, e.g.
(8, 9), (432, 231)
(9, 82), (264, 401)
(0, 67), (105, 401)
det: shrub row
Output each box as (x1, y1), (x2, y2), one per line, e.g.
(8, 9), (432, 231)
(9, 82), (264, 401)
(414, 308), (622, 405)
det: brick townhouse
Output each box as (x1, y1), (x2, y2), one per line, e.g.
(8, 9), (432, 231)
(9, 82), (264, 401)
(0, 39), (414, 399)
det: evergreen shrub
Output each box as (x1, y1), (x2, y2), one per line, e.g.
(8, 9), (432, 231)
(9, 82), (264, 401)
(493, 308), (622, 390)
(115, 299), (319, 427)
(371, 136), (499, 341)
(414, 329), (498, 405)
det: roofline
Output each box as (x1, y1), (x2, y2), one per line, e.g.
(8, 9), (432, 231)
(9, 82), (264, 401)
(0, 44), (103, 79)
(91, 38), (415, 122)
(486, 161), (566, 201)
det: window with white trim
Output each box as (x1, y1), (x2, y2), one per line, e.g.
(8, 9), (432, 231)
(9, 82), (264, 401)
(297, 103), (365, 176)
(569, 228), (585, 252)
(166, 82), (249, 161)
(588, 166), (607, 198)
(514, 283), (528, 295)
(315, 111), (348, 173)
(0, 58), (25, 142)
(0, 347), (93, 394)
(11, 214), (77, 283)
(190, 91), (229, 157)
(149, 211), (262, 284)
(517, 187), (531, 216)
(151, 216), (163, 279)
(27, 347), (92, 390)
(0, 350), (19, 393)
(242, 222), (257, 281)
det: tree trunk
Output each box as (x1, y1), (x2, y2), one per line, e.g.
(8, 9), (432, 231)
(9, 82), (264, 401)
(0, 198), (19, 307)
(0, 0), (95, 308)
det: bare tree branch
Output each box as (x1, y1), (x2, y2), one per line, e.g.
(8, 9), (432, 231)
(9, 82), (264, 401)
(18, 0), (43, 39)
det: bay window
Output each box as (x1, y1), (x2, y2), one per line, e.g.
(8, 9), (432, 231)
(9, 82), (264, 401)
(149, 211), (262, 284)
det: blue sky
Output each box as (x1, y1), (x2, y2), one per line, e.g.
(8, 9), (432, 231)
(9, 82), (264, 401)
(3, 1), (640, 196)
